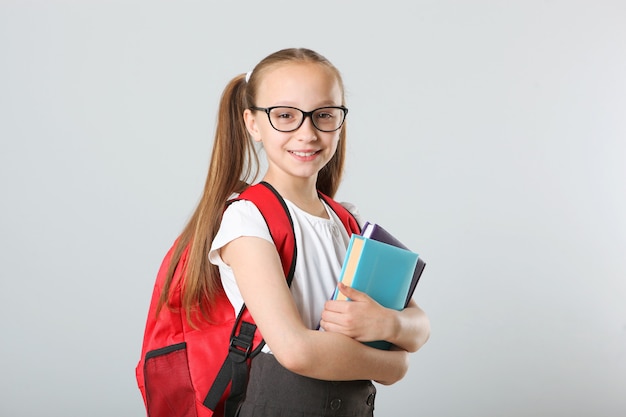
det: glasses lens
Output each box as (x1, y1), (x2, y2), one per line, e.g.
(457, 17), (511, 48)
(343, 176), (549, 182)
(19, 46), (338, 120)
(312, 107), (346, 132)
(268, 107), (303, 132)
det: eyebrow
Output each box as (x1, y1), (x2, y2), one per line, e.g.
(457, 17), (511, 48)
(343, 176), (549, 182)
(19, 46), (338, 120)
(262, 102), (342, 109)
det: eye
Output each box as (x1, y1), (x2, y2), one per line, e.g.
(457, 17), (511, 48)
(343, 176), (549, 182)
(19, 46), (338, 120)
(315, 108), (337, 120)
(272, 108), (298, 119)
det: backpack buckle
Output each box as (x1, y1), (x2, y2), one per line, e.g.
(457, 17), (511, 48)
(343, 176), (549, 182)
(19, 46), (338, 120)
(229, 336), (252, 361)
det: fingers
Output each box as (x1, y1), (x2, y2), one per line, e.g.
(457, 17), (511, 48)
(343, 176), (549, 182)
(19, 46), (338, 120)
(318, 318), (335, 333)
(336, 282), (370, 301)
(319, 316), (356, 338)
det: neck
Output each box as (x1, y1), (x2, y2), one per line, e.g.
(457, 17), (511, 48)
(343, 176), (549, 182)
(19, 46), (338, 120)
(262, 176), (328, 218)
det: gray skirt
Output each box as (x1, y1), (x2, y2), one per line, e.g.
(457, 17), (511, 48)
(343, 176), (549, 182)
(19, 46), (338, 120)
(236, 352), (376, 417)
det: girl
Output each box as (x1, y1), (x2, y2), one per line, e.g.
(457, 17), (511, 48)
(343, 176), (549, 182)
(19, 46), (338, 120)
(162, 48), (430, 416)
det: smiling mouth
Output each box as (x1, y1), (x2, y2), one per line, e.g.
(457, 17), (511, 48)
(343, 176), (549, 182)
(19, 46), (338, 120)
(290, 150), (320, 157)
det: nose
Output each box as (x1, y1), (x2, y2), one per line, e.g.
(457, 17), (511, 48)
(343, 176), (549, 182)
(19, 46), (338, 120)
(296, 114), (318, 140)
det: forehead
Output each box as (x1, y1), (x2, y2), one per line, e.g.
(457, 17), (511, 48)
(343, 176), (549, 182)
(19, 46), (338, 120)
(255, 62), (343, 106)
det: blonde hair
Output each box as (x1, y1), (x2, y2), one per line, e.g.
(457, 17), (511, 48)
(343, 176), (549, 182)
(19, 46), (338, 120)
(157, 48), (348, 324)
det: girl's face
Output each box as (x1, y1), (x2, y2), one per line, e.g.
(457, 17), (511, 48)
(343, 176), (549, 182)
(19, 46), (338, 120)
(244, 62), (343, 187)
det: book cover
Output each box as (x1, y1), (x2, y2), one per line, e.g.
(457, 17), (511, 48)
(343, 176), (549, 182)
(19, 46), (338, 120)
(332, 234), (419, 349)
(361, 222), (426, 307)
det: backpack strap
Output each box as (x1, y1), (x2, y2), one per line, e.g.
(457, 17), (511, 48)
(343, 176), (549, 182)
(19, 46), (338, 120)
(204, 181), (298, 417)
(237, 181), (298, 285)
(318, 191), (362, 235)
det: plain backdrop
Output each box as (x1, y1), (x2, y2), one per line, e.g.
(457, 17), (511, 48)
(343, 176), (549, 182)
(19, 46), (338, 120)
(1, 1), (625, 416)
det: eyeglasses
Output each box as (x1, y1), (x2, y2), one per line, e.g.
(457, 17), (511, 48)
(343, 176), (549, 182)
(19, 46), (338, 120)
(250, 105), (348, 133)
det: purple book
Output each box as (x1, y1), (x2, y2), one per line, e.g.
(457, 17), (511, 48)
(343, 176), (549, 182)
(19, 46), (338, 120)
(361, 222), (426, 307)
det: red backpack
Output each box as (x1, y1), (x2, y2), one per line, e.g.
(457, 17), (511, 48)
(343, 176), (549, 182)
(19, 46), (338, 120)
(136, 182), (361, 417)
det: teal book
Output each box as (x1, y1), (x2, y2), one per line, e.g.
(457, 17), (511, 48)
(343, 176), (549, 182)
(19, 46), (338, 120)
(332, 234), (419, 350)
(361, 222), (426, 307)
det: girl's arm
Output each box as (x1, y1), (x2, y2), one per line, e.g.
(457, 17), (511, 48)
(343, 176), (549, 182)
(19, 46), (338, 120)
(221, 236), (409, 385)
(320, 283), (431, 353)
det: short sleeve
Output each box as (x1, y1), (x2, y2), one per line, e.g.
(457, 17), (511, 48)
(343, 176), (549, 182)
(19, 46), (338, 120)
(208, 200), (274, 267)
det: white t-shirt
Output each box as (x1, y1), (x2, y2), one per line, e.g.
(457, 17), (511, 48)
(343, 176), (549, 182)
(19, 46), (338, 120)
(208, 197), (361, 353)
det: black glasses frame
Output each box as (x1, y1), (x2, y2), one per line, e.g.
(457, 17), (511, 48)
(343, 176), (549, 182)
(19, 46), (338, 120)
(250, 105), (348, 132)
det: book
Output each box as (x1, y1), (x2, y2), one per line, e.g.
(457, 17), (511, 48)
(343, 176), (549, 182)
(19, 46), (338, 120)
(361, 222), (426, 307)
(332, 234), (419, 349)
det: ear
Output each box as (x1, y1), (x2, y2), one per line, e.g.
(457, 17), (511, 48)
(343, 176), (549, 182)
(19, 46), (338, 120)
(244, 109), (262, 143)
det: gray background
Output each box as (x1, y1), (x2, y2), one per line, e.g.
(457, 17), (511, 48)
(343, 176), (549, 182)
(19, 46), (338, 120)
(1, 1), (625, 416)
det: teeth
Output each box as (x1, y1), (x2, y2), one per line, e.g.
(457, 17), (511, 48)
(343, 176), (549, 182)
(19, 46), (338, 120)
(292, 151), (317, 157)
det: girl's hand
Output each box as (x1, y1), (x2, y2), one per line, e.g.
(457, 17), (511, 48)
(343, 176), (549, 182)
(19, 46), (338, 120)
(320, 282), (394, 344)
(320, 282), (431, 353)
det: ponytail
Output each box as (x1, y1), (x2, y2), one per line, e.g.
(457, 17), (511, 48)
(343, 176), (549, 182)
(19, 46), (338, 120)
(157, 74), (259, 325)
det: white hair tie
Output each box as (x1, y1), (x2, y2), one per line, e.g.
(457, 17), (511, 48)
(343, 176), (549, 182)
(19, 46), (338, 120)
(245, 71), (252, 83)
